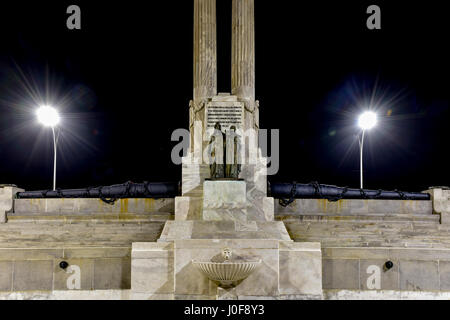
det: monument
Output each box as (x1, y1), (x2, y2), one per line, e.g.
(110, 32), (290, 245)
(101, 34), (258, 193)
(1, 0), (448, 301)
(130, 0), (323, 300)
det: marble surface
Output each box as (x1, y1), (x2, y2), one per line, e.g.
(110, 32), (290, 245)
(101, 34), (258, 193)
(131, 240), (323, 299)
(203, 181), (247, 222)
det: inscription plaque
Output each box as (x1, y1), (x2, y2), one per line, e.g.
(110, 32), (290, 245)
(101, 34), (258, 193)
(206, 104), (244, 131)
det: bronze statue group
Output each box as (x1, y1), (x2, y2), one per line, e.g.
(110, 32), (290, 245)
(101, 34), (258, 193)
(208, 122), (242, 180)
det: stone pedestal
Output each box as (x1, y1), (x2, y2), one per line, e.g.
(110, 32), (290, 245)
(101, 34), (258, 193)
(131, 240), (323, 300)
(425, 187), (450, 224)
(0, 185), (24, 223)
(178, 154), (274, 222)
(158, 220), (292, 242)
(203, 180), (247, 222)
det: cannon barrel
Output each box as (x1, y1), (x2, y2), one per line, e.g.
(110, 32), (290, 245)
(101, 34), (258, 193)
(269, 182), (430, 201)
(16, 182), (180, 200)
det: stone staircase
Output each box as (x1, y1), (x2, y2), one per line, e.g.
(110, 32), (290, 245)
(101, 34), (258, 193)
(1, 197), (447, 249)
(0, 216), (167, 248)
(283, 220), (450, 248)
(0, 198), (174, 248)
(274, 198), (450, 248)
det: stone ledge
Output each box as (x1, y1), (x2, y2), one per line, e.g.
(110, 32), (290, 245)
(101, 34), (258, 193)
(13, 198), (175, 215)
(275, 198), (432, 216)
(324, 289), (450, 300)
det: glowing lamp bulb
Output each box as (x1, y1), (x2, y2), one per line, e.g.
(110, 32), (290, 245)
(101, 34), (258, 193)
(358, 111), (377, 130)
(37, 106), (60, 127)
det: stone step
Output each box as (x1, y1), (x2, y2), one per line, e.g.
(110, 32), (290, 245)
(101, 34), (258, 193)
(7, 213), (173, 222)
(284, 219), (450, 248)
(278, 214), (440, 223)
(0, 219), (166, 247)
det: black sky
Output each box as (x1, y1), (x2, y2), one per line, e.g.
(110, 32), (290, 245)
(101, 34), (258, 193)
(0, 1), (448, 192)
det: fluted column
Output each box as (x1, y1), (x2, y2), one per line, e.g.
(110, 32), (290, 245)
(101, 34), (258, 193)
(194, 0), (217, 102)
(232, 0), (255, 102)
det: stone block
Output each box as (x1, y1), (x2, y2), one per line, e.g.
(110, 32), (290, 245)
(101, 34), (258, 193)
(279, 242), (322, 295)
(131, 242), (174, 294)
(399, 260), (439, 291)
(173, 239), (280, 297)
(131, 293), (174, 300)
(0, 186), (24, 223)
(359, 260), (399, 290)
(389, 248), (450, 261)
(322, 259), (359, 289)
(159, 221), (194, 241)
(132, 242), (173, 259)
(203, 181), (247, 222)
(217, 287), (238, 300)
(192, 221), (235, 235)
(368, 200), (401, 214)
(425, 188), (450, 223)
(255, 222), (292, 241)
(235, 221), (258, 232)
(275, 198), (432, 216)
(160, 220), (291, 241)
(14, 198), (174, 215)
(174, 247), (217, 296)
(438, 261), (450, 291)
(0, 261), (13, 291)
(402, 200), (432, 215)
(131, 258), (174, 293)
(263, 197), (274, 221)
(235, 249), (279, 296)
(441, 212), (450, 224)
(175, 239), (279, 250)
(174, 294), (217, 300)
(93, 258), (131, 290)
(181, 159), (210, 196)
(322, 248), (390, 260)
(175, 197), (202, 220)
(63, 247), (130, 259)
(45, 199), (77, 213)
(53, 259), (94, 290)
(0, 248), (63, 261)
(13, 260), (53, 291)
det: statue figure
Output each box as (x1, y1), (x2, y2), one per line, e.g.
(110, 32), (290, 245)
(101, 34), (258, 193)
(208, 122), (225, 179)
(225, 126), (242, 179)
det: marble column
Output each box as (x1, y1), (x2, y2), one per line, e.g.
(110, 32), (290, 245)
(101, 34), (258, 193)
(232, 0), (255, 103)
(194, 0), (217, 102)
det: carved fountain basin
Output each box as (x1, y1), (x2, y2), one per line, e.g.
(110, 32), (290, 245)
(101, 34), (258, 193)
(192, 248), (261, 288)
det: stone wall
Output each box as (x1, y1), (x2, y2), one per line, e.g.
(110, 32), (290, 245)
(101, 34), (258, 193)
(2, 195), (450, 297)
(275, 198), (433, 216)
(13, 198), (174, 216)
(322, 247), (450, 291)
(0, 247), (131, 292)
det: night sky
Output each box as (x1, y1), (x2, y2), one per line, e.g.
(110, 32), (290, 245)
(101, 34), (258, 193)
(0, 1), (448, 192)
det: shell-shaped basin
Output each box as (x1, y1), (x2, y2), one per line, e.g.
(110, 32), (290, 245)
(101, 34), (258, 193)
(192, 260), (262, 288)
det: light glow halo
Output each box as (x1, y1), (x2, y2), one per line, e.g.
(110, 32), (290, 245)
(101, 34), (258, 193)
(358, 111), (377, 130)
(36, 105), (60, 127)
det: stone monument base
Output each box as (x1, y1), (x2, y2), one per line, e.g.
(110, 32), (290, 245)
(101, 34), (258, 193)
(175, 180), (275, 222)
(131, 240), (323, 300)
(158, 220), (292, 242)
(203, 180), (247, 222)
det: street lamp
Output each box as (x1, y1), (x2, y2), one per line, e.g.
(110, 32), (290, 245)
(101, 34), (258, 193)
(36, 106), (60, 191)
(357, 111), (377, 189)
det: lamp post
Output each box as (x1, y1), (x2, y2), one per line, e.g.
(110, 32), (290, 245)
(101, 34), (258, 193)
(357, 111), (377, 189)
(36, 106), (60, 191)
